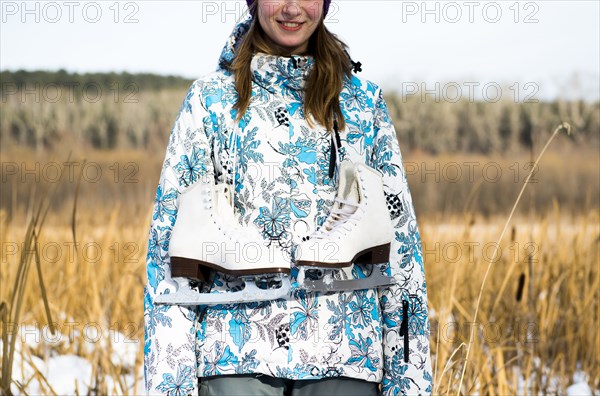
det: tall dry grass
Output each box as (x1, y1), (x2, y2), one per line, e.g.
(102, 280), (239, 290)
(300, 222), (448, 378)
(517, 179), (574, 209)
(2, 201), (597, 394)
(1, 207), (148, 394)
(423, 209), (599, 394)
(2, 145), (598, 220)
(1, 140), (598, 394)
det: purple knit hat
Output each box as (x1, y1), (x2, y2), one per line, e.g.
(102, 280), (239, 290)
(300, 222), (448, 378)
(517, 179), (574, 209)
(246, 0), (332, 16)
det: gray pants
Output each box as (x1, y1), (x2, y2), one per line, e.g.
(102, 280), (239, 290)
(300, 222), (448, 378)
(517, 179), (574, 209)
(199, 374), (379, 396)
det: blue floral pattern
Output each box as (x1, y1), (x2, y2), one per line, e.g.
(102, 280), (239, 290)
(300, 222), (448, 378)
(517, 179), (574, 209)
(156, 363), (195, 396)
(144, 14), (432, 396)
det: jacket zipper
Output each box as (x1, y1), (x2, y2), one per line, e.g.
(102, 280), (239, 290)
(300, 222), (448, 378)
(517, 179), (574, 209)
(400, 299), (409, 363)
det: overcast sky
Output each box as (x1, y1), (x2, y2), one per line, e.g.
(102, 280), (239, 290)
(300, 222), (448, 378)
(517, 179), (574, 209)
(1, 0), (599, 100)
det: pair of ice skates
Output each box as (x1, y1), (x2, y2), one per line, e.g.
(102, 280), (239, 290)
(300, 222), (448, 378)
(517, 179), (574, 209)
(154, 160), (395, 306)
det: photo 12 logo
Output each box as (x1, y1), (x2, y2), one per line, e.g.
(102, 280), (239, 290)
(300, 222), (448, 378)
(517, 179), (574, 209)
(1, 82), (139, 104)
(1, 161), (140, 184)
(401, 81), (539, 103)
(1, 1), (140, 23)
(400, 1), (540, 24)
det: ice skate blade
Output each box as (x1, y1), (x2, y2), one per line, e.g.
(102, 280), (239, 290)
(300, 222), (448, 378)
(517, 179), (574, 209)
(154, 276), (291, 306)
(300, 270), (395, 293)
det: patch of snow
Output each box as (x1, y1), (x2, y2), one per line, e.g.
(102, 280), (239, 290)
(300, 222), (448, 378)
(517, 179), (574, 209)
(567, 371), (594, 396)
(44, 355), (93, 394)
(4, 331), (142, 395)
(429, 307), (437, 319)
(567, 381), (593, 396)
(107, 330), (139, 369)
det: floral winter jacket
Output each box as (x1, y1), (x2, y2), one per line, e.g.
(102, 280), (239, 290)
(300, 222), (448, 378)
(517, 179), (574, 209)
(144, 15), (432, 396)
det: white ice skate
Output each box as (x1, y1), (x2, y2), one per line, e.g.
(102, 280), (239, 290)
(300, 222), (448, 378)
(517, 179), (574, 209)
(295, 160), (396, 292)
(154, 177), (291, 306)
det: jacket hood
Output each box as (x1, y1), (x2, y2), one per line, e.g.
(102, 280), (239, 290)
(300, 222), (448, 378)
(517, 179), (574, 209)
(217, 15), (253, 72)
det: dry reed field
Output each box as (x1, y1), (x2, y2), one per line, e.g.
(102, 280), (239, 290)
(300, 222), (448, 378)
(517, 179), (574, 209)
(1, 138), (598, 394)
(1, 75), (599, 393)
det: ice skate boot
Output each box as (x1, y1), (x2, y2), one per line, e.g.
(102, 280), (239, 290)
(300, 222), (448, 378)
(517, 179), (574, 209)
(295, 160), (395, 292)
(154, 177), (291, 306)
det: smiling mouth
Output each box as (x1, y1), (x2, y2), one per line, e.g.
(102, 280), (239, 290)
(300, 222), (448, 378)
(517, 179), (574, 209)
(278, 21), (303, 28)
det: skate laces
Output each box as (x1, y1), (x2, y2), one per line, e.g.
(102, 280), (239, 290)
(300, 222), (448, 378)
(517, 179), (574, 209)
(313, 197), (364, 240)
(201, 183), (249, 242)
(216, 217), (248, 241)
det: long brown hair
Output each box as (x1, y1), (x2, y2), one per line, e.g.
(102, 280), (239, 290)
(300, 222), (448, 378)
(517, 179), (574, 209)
(230, 4), (352, 132)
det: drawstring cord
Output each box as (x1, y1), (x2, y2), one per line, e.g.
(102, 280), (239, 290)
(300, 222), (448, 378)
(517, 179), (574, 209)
(400, 299), (410, 363)
(231, 126), (238, 189)
(328, 117), (342, 180)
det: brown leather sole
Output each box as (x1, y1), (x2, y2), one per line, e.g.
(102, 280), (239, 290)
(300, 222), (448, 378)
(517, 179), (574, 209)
(296, 243), (391, 269)
(170, 256), (290, 282)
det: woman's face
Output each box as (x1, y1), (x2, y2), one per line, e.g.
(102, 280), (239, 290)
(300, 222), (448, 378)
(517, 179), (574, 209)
(257, 0), (324, 55)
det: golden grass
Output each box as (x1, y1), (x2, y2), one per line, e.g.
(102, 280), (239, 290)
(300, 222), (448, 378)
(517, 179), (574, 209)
(1, 143), (598, 394)
(422, 209), (599, 394)
(0, 203), (149, 394)
(2, 207), (597, 394)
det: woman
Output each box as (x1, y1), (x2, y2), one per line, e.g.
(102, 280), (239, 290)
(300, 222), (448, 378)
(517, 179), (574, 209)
(144, 1), (433, 395)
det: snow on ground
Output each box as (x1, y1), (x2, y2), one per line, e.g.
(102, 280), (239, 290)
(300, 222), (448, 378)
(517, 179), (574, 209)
(568, 381), (594, 396)
(512, 360), (598, 396)
(41, 355), (93, 394)
(567, 371), (596, 396)
(2, 327), (144, 395)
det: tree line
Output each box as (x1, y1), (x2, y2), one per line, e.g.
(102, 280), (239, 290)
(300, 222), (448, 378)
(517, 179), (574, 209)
(1, 70), (598, 153)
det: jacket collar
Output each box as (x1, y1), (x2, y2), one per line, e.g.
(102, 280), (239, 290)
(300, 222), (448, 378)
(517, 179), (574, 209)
(251, 52), (314, 93)
(217, 16), (314, 94)
(217, 16), (361, 94)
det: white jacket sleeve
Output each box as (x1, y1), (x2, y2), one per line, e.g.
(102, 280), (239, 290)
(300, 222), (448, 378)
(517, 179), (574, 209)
(144, 81), (213, 395)
(371, 88), (433, 395)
